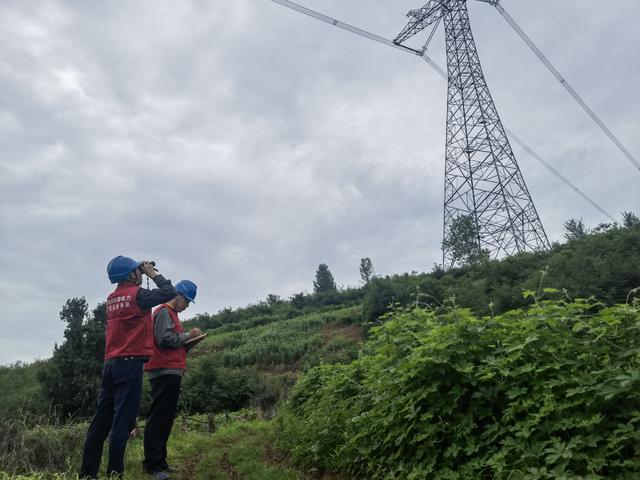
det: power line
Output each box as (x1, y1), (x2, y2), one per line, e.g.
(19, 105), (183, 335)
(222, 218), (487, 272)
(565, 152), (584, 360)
(369, 0), (406, 17)
(493, 3), (640, 173)
(535, 0), (640, 126)
(504, 129), (616, 222)
(268, 0), (424, 56)
(416, 50), (615, 223)
(266, 0), (615, 221)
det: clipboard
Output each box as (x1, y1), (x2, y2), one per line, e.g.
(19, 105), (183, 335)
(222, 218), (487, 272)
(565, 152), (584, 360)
(184, 333), (207, 348)
(185, 333), (207, 345)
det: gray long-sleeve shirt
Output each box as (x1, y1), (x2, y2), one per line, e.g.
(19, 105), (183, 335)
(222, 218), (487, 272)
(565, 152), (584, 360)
(146, 307), (190, 380)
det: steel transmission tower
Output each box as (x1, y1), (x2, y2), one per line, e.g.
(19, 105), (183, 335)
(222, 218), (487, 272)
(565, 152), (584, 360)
(394, 0), (550, 268)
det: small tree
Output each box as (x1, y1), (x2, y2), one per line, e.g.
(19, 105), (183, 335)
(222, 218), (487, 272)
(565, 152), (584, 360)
(313, 264), (337, 294)
(563, 218), (588, 241)
(592, 222), (618, 234)
(442, 214), (489, 267)
(622, 211), (640, 228)
(266, 294), (281, 306)
(290, 292), (307, 309)
(359, 258), (375, 285)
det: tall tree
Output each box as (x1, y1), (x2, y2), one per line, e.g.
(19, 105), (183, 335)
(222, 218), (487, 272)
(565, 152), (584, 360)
(442, 214), (489, 267)
(39, 299), (106, 418)
(360, 258), (375, 285)
(313, 264), (337, 294)
(564, 218), (588, 241)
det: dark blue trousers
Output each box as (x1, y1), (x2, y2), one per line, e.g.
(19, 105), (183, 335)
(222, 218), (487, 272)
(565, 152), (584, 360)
(80, 357), (145, 478)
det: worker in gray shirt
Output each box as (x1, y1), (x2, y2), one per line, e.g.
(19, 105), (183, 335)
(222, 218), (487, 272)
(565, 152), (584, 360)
(142, 280), (201, 479)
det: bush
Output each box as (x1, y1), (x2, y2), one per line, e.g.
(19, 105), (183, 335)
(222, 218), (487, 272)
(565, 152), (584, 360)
(278, 299), (640, 479)
(180, 358), (257, 414)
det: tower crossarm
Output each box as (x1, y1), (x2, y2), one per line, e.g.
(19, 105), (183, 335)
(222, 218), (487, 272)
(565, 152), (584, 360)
(393, 1), (446, 45)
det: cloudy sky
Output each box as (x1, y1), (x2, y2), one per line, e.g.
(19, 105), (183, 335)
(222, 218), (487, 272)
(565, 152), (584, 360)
(1, 0), (638, 365)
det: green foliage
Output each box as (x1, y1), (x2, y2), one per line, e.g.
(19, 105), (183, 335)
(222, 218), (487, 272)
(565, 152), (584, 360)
(0, 362), (47, 421)
(362, 224), (640, 321)
(622, 211), (640, 228)
(279, 300), (640, 479)
(359, 257), (374, 285)
(180, 307), (360, 414)
(0, 417), (313, 480)
(313, 263), (337, 294)
(361, 278), (401, 323)
(443, 214), (490, 266)
(299, 335), (361, 371)
(184, 420), (303, 480)
(181, 360), (258, 414)
(183, 288), (365, 332)
(180, 360), (296, 416)
(564, 218), (588, 241)
(198, 307), (361, 368)
(5, 217), (640, 480)
(38, 300), (105, 419)
(0, 418), (85, 474)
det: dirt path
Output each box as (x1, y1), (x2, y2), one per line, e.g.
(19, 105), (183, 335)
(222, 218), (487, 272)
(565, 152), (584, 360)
(182, 452), (204, 480)
(219, 452), (241, 480)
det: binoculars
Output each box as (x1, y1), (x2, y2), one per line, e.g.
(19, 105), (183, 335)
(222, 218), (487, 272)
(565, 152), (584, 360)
(141, 261), (158, 272)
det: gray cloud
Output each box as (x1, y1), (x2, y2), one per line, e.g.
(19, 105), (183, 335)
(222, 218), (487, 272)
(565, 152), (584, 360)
(1, 0), (638, 364)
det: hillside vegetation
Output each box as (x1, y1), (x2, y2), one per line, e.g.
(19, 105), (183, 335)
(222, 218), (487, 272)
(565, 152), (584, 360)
(1, 222), (639, 478)
(279, 299), (640, 479)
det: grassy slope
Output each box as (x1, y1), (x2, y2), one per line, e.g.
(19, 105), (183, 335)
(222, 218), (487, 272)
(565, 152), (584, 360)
(2, 225), (638, 478)
(1, 307), (363, 479)
(0, 418), (347, 480)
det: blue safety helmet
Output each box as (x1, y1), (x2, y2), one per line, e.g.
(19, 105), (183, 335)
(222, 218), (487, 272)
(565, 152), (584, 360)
(175, 280), (197, 304)
(107, 255), (142, 284)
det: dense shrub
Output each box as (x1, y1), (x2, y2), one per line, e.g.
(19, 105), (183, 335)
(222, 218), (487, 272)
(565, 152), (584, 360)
(278, 299), (640, 479)
(361, 225), (640, 322)
(180, 358), (257, 414)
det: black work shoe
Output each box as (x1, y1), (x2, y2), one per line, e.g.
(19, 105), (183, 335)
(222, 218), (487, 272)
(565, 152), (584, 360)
(149, 471), (170, 480)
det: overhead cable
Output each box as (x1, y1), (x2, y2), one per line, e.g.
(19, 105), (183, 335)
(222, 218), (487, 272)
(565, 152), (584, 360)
(267, 0), (615, 221)
(268, 0), (424, 57)
(504, 130), (616, 222)
(494, 3), (640, 173)
(535, 0), (640, 126)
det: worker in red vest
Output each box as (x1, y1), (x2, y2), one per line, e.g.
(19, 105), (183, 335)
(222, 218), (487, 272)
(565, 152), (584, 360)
(80, 256), (177, 479)
(142, 280), (201, 479)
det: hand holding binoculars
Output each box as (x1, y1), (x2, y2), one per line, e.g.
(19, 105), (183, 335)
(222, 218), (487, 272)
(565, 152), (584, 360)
(140, 261), (159, 275)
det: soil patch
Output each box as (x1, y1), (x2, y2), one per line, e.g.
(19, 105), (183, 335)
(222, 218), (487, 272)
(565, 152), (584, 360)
(219, 452), (241, 480)
(320, 324), (364, 343)
(182, 452), (204, 480)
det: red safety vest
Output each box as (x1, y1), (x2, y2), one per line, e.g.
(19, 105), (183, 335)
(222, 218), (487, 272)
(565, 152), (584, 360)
(105, 283), (152, 360)
(144, 304), (187, 371)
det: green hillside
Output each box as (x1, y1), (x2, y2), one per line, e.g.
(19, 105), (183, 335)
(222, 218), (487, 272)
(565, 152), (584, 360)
(1, 223), (639, 478)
